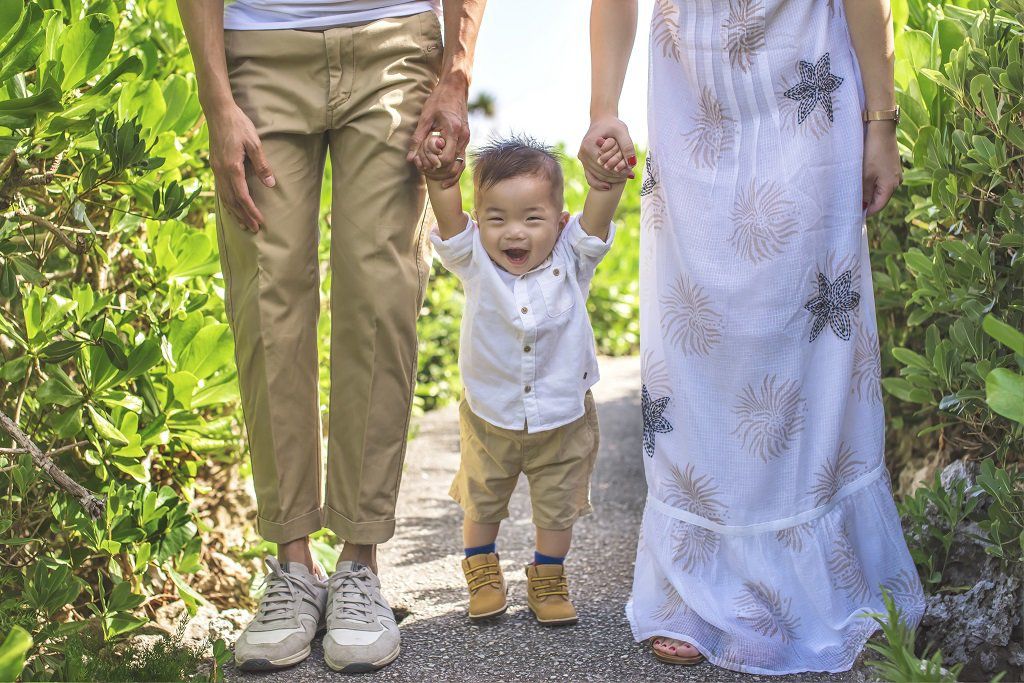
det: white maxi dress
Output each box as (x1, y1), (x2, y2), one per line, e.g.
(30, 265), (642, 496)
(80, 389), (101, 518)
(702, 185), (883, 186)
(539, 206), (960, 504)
(627, 0), (926, 674)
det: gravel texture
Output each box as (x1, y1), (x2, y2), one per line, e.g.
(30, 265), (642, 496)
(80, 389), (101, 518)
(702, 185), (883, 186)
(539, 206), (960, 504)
(226, 356), (870, 682)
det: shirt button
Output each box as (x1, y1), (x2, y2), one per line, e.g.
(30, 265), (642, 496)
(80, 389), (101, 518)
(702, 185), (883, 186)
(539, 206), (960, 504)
(583, 372), (588, 379)
(524, 385), (532, 393)
(521, 306), (528, 314)
(553, 268), (560, 276)
(524, 345), (531, 352)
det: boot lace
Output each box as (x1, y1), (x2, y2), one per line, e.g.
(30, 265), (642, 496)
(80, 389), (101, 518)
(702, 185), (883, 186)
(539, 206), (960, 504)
(465, 560), (501, 593)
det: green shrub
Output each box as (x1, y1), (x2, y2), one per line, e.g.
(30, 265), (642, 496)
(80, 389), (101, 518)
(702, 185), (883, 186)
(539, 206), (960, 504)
(872, 0), (1023, 466)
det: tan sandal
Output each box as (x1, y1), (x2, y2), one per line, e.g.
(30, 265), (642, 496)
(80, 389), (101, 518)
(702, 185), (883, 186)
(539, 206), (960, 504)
(651, 637), (705, 666)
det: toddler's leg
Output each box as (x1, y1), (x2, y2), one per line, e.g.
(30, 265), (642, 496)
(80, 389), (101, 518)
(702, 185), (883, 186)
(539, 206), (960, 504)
(464, 518), (500, 555)
(535, 525), (572, 564)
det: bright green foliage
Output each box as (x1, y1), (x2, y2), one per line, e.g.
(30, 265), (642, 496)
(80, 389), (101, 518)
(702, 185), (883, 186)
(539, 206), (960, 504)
(866, 592), (965, 682)
(0, 1), (235, 677)
(873, 0), (1023, 460)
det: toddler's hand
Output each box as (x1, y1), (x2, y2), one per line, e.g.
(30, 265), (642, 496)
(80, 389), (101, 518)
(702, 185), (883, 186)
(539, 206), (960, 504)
(419, 132), (446, 170)
(596, 137), (633, 184)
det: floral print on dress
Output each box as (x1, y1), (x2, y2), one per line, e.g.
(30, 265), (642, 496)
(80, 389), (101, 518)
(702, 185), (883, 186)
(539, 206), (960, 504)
(805, 270), (861, 342)
(662, 276), (725, 356)
(652, 0), (682, 62)
(852, 319), (883, 405)
(809, 442), (866, 506)
(732, 375), (806, 461)
(728, 180), (799, 263)
(723, 0), (766, 72)
(663, 463), (725, 572)
(736, 581), (801, 643)
(783, 53), (844, 124)
(828, 518), (871, 602)
(642, 384), (673, 458)
(640, 154), (657, 198)
(683, 87), (736, 170)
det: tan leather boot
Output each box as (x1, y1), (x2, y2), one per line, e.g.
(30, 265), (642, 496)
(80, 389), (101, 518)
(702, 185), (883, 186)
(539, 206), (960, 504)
(461, 553), (507, 620)
(525, 563), (577, 626)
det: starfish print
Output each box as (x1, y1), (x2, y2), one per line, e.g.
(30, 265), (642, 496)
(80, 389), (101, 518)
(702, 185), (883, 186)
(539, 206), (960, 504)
(642, 384), (673, 457)
(804, 270), (860, 342)
(783, 53), (843, 124)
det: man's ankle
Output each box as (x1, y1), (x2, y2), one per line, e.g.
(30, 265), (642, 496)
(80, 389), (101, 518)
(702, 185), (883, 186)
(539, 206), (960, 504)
(337, 542), (377, 573)
(278, 536), (315, 572)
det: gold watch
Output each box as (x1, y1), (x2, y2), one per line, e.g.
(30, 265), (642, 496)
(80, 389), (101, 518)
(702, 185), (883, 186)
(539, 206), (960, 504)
(863, 107), (900, 124)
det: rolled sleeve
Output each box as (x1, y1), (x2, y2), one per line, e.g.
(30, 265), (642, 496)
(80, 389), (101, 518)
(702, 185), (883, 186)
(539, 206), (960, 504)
(429, 215), (477, 278)
(565, 214), (615, 279)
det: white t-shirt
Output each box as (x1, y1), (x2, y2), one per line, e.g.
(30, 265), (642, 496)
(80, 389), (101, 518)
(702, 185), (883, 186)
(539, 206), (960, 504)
(224, 0), (440, 30)
(430, 214), (615, 433)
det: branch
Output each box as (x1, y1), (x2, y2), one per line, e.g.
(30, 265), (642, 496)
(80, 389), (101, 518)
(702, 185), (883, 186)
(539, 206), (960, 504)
(16, 213), (89, 254)
(0, 411), (104, 518)
(0, 440), (89, 457)
(0, 149), (16, 179)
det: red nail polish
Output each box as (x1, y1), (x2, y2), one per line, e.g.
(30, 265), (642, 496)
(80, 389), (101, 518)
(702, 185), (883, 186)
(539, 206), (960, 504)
(628, 156), (637, 166)
(629, 173), (636, 179)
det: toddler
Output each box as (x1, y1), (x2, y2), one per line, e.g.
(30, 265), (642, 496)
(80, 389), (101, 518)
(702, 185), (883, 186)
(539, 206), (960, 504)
(423, 134), (626, 625)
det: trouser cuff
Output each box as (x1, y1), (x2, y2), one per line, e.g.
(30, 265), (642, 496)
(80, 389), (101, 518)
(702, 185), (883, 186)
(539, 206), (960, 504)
(323, 504), (396, 545)
(257, 508), (323, 544)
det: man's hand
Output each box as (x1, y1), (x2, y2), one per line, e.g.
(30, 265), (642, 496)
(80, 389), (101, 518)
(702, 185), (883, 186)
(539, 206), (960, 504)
(209, 104), (276, 232)
(862, 122), (902, 217)
(579, 115), (636, 190)
(407, 78), (469, 188)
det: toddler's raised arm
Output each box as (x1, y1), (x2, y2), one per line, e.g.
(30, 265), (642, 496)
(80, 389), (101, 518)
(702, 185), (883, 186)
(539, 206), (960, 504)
(423, 134), (470, 240)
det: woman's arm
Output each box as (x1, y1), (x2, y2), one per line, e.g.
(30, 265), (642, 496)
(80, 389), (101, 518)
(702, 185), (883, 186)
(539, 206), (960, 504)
(843, 0), (902, 216)
(407, 0), (488, 188)
(177, 0), (274, 232)
(579, 0), (638, 190)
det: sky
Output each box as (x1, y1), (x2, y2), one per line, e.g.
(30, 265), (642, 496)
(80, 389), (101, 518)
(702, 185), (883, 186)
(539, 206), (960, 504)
(467, 0), (655, 150)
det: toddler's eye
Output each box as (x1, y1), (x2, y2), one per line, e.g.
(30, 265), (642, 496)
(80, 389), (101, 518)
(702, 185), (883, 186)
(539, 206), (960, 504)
(527, 216), (542, 222)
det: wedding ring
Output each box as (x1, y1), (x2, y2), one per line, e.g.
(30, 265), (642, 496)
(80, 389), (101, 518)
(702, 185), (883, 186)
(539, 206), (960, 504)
(455, 156), (465, 163)
(429, 131), (442, 137)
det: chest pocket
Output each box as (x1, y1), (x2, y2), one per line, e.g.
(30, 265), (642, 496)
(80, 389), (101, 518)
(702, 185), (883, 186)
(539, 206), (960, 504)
(539, 263), (576, 318)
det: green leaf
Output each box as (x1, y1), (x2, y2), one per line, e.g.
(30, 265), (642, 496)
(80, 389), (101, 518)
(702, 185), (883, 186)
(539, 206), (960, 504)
(0, 4), (44, 84)
(60, 13), (114, 89)
(37, 372), (83, 407)
(983, 315), (1024, 356)
(86, 405), (129, 446)
(985, 369), (1024, 424)
(0, 626), (31, 683)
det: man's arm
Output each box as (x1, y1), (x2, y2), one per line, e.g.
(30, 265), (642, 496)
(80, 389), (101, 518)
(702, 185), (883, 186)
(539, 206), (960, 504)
(176, 0), (274, 232)
(579, 182), (625, 243)
(407, 0), (488, 188)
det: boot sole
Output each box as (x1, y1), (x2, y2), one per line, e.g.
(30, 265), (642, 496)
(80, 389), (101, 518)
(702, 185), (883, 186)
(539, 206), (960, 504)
(469, 603), (508, 621)
(324, 644), (400, 673)
(528, 606), (578, 627)
(235, 645), (311, 671)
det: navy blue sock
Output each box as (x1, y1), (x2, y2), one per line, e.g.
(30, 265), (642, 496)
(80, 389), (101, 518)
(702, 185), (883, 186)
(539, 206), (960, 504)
(534, 551), (565, 565)
(465, 543), (496, 558)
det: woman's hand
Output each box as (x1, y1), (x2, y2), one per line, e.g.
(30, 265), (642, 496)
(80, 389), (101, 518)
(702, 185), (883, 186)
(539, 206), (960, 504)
(208, 104), (276, 233)
(579, 115), (636, 190)
(862, 121), (902, 216)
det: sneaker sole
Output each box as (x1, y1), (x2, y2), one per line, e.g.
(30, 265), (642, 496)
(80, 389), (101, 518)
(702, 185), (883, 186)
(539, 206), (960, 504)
(469, 603), (508, 621)
(235, 645), (312, 671)
(528, 606), (578, 627)
(324, 644), (400, 673)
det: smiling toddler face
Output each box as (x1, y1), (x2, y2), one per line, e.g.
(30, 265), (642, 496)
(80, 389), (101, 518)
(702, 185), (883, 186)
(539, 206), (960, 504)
(472, 136), (568, 276)
(476, 175), (568, 275)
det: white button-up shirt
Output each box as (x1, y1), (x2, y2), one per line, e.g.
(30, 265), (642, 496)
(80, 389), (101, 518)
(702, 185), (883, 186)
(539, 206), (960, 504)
(430, 214), (615, 433)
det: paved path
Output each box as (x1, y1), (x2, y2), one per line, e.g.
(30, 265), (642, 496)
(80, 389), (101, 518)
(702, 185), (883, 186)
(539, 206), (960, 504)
(227, 356), (869, 682)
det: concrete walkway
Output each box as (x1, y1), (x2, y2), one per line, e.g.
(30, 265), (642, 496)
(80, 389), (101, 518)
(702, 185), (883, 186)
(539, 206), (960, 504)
(227, 356), (869, 682)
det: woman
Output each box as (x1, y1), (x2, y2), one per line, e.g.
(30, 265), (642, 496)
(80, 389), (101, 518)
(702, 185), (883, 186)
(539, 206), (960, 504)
(580, 0), (925, 674)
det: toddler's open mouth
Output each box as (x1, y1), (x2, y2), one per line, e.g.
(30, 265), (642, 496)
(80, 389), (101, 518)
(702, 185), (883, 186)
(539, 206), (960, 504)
(503, 248), (529, 266)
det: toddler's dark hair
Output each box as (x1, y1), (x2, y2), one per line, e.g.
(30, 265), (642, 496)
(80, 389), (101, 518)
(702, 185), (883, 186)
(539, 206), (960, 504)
(472, 134), (564, 206)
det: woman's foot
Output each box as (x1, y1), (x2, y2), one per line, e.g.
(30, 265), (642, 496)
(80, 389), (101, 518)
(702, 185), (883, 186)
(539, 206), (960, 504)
(651, 637), (704, 665)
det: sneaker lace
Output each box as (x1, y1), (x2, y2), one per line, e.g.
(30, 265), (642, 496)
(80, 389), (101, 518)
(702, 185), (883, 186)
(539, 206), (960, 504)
(255, 557), (315, 625)
(529, 571), (569, 599)
(329, 566), (377, 624)
(465, 561), (501, 593)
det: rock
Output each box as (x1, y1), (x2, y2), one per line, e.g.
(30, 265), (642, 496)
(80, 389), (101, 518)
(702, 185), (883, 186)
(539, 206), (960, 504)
(915, 461), (1023, 681)
(154, 601), (252, 650)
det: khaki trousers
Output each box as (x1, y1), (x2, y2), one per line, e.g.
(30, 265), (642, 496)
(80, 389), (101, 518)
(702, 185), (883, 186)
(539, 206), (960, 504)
(216, 12), (441, 544)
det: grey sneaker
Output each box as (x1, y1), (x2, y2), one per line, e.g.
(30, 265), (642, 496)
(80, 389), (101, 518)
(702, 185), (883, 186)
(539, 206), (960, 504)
(322, 561), (400, 673)
(233, 558), (327, 671)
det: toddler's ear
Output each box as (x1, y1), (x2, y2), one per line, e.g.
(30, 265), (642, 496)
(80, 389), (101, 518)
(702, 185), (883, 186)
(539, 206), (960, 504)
(558, 211), (571, 230)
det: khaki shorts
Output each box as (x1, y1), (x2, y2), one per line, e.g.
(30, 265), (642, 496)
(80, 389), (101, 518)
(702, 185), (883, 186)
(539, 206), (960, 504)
(450, 391), (600, 530)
